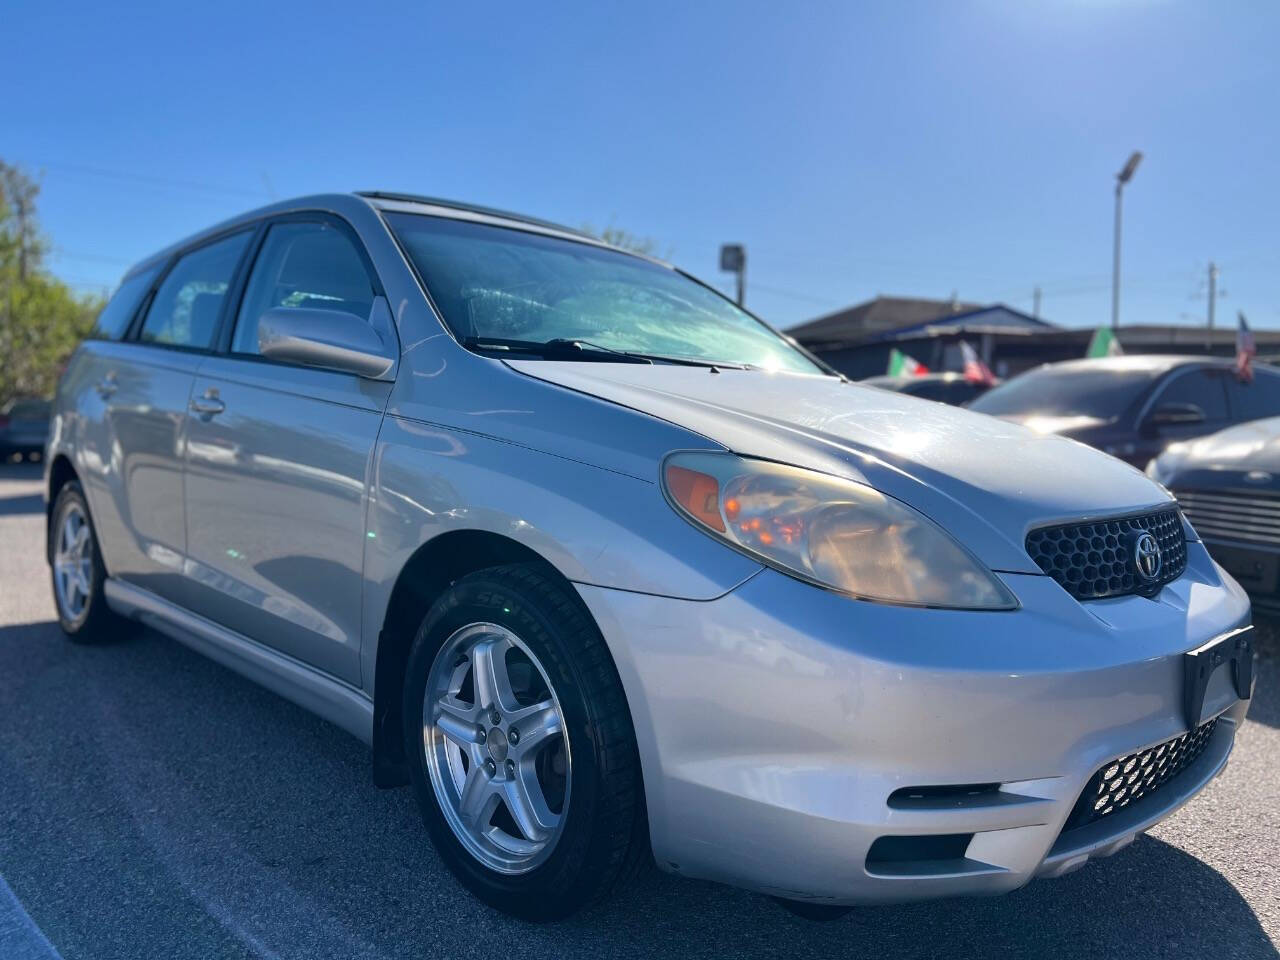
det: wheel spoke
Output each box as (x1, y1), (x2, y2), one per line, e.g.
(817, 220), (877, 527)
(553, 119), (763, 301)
(471, 636), (517, 714)
(457, 763), (498, 826)
(434, 696), (481, 745)
(72, 525), (90, 556)
(508, 700), (561, 756)
(62, 514), (77, 553)
(503, 767), (558, 842)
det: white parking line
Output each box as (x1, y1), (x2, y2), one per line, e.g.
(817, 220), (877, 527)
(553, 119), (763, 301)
(0, 875), (63, 960)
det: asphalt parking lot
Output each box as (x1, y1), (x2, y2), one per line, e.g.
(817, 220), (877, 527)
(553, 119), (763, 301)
(1, 460), (1277, 959)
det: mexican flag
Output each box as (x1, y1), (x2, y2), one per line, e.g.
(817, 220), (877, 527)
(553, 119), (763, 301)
(1086, 327), (1123, 358)
(887, 348), (928, 376)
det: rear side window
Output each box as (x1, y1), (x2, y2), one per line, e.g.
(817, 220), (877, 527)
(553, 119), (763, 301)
(1225, 370), (1280, 421)
(231, 222), (375, 356)
(1155, 369), (1228, 419)
(138, 232), (251, 349)
(91, 265), (161, 340)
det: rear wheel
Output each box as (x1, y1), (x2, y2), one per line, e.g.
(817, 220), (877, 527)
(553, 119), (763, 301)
(403, 564), (646, 920)
(49, 481), (120, 642)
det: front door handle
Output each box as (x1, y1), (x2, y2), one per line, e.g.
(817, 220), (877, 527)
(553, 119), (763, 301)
(95, 374), (118, 399)
(190, 389), (225, 417)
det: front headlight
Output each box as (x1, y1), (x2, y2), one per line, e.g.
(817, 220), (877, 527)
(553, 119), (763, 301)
(662, 451), (1017, 609)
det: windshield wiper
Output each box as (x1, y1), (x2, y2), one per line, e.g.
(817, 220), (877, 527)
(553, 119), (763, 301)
(463, 337), (652, 364)
(465, 336), (755, 370)
(621, 352), (752, 370)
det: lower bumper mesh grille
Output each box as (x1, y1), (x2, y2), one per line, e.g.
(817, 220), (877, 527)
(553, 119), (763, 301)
(1065, 718), (1218, 831)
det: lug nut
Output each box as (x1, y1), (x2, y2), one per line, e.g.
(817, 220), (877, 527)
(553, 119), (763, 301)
(477, 727), (487, 743)
(490, 710), (501, 725)
(506, 759), (515, 776)
(485, 759), (497, 776)
(508, 728), (519, 746)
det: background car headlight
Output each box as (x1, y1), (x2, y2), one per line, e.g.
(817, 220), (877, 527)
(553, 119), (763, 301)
(662, 451), (1017, 609)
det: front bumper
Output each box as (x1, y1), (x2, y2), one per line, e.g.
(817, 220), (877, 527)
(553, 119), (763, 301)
(575, 538), (1253, 905)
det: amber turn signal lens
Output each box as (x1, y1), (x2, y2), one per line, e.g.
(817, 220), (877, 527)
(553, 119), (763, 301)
(664, 464), (725, 532)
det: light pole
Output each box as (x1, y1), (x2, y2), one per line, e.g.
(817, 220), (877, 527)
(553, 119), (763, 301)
(720, 244), (746, 307)
(1110, 151), (1143, 330)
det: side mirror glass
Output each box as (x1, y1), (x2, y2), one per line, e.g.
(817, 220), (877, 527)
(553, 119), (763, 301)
(1148, 402), (1205, 427)
(257, 299), (396, 380)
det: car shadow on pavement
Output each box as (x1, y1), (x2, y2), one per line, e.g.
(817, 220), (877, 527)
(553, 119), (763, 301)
(0, 619), (1275, 960)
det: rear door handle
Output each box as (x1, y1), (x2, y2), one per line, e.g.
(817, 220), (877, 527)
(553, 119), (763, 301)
(190, 389), (225, 417)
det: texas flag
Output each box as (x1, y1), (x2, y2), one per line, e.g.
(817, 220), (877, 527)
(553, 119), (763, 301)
(960, 340), (996, 386)
(1236, 311), (1256, 383)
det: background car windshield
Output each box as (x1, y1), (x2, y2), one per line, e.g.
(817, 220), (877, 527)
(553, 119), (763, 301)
(970, 367), (1154, 419)
(386, 213), (823, 374)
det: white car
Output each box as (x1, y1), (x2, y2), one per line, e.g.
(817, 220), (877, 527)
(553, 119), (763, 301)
(45, 192), (1255, 920)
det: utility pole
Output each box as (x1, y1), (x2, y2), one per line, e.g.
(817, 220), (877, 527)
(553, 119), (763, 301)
(1110, 151), (1143, 330)
(14, 184), (30, 282)
(1206, 262), (1220, 354)
(1032, 286), (1042, 319)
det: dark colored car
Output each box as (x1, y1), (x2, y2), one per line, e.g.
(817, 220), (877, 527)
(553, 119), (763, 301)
(0, 396), (51, 460)
(1149, 417), (1280, 613)
(861, 372), (998, 406)
(968, 355), (1280, 467)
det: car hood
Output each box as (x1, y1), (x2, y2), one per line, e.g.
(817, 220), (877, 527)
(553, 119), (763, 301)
(989, 413), (1110, 436)
(507, 362), (1174, 575)
(1164, 416), (1280, 477)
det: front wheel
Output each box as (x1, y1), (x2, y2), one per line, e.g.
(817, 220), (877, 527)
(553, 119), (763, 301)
(403, 564), (646, 920)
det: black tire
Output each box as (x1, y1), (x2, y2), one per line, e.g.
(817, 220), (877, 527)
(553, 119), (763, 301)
(402, 563), (647, 920)
(49, 481), (121, 642)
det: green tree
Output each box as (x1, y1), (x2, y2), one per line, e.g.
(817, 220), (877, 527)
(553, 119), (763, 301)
(0, 160), (104, 404)
(581, 221), (668, 258)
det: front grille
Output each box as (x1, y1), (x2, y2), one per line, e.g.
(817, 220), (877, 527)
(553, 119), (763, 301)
(1025, 508), (1186, 601)
(1064, 718), (1218, 831)
(1175, 488), (1280, 547)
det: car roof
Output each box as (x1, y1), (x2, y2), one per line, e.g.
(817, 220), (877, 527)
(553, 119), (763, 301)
(1032, 354), (1233, 376)
(120, 191), (648, 283)
(355, 191), (595, 241)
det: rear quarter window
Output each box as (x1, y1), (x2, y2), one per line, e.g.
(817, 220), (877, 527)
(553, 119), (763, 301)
(91, 265), (162, 340)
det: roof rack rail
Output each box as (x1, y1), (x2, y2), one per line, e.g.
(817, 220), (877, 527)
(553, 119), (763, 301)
(355, 191), (593, 240)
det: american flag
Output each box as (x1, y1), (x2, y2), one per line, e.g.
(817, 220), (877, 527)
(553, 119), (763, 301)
(960, 340), (996, 386)
(1236, 311), (1256, 383)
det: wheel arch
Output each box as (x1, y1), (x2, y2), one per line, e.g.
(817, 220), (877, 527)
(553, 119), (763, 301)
(370, 528), (625, 789)
(45, 454), (80, 563)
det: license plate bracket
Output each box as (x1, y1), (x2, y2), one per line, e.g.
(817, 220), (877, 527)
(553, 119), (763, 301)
(1183, 626), (1254, 729)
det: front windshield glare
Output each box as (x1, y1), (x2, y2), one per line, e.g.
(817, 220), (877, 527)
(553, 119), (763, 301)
(969, 367), (1154, 419)
(386, 213), (823, 374)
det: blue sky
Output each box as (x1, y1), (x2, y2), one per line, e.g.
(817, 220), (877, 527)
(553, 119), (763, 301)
(4, 0), (1277, 331)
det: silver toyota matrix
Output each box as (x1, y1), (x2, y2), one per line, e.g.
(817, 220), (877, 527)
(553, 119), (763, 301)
(45, 193), (1256, 921)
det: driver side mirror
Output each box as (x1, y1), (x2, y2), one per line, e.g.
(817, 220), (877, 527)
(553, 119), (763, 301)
(257, 298), (397, 380)
(1148, 402), (1206, 428)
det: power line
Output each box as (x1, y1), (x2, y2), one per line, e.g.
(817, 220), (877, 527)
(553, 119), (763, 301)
(30, 159), (268, 201)
(50, 247), (134, 266)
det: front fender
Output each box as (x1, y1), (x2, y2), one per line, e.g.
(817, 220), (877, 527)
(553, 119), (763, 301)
(361, 415), (762, 685)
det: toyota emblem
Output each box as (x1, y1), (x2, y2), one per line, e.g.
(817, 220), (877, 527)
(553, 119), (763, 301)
(1133, 532), (1162, 581)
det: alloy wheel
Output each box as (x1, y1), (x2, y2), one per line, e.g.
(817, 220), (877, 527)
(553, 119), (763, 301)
(422, 622), (572, 874)
(53, 502), (93, 624)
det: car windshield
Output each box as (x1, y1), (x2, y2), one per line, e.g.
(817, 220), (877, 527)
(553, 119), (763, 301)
(969, 366), (1154, 419)
(385, 213), (825, 374)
